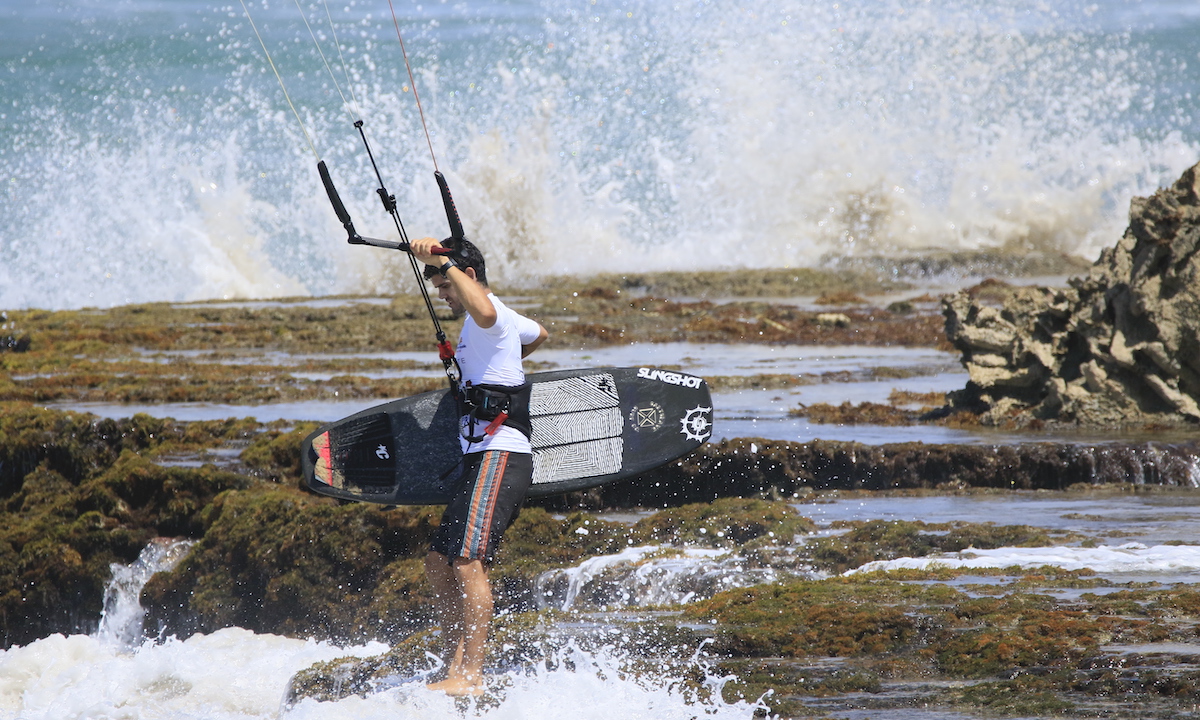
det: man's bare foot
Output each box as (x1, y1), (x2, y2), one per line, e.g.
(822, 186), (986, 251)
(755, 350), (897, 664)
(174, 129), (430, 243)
(426, 677), (484, 696)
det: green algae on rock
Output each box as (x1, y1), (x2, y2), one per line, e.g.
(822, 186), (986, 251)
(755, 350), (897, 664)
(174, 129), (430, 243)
(141, 485), (444, 643)
(0, 268), (949, 406)
(0, 405), (252, 646)
(239, 422), (321, 483)
(535, 267), (911, 299)
(685, 572), (1200, 717)
(627, 497), (816, 549)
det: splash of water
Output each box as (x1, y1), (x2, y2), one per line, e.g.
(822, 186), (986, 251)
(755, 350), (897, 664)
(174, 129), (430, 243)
(535, 545), (792, 611)
(0, 628), (390, 720)
(2, 0), (1198, 308)
(0, 536), (765, 719)
(0, 613), (763, 719)
(285, 641), (766, 720)
(95, 537), (195, 648)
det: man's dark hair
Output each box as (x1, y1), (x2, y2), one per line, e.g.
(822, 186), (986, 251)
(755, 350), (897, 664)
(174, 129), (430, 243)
(422, 236), (488, 285)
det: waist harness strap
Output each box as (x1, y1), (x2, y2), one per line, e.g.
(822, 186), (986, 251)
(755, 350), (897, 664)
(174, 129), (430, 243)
(459, 381), (532, 442)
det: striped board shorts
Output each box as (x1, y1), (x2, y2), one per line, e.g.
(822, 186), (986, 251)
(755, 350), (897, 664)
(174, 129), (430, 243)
(430, 450), (533, 565)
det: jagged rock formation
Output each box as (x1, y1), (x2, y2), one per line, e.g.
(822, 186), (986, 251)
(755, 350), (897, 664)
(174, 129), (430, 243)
(943, 161), (1200, 427)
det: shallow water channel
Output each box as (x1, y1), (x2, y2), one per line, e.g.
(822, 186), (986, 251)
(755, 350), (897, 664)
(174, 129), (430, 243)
(58, 341), (981, 443)
(58, 340), (1200, 446)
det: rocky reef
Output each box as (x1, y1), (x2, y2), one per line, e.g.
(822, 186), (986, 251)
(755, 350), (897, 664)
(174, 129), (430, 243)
(283, 514), (1200, 719)
(943, 160), (1200, 427)
(550, 436), (1200, 510)
(3, 253), (1199, 718)
(3, 399), (1195, 650)
(0, 404), (254, 646)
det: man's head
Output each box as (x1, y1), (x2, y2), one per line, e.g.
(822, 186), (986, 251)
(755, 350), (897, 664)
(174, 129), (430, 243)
(424, 237), (487, 319)
(423, 237), (487, 285)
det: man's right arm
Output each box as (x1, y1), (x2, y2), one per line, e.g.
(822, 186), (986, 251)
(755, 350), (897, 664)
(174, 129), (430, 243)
(521, 324), (549, 358)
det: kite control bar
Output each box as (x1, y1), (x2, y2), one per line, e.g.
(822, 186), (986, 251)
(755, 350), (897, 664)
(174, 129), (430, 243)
(317, 159), (450, 254)
(435, 170), (465, 241)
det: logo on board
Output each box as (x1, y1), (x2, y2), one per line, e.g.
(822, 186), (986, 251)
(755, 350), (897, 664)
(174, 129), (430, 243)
(679, 405), (713, 442)
(636, 367), (704, 389)
(629, 401), (665, 432)
(375, 444), (391, 460)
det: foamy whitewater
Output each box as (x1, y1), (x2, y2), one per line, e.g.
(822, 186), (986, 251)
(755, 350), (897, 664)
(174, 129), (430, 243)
(0, 631), (766, 720)
(535, 544), (783, 610)
(0, 541), (764, 719)
(2, 0), (1199, 308)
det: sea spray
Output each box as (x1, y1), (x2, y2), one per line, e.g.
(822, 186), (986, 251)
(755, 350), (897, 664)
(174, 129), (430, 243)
(95, 537), (195, 648)
(2, 0), (1198, 308)
(534, 545), (794, 611)
(285, 637), (768, 719)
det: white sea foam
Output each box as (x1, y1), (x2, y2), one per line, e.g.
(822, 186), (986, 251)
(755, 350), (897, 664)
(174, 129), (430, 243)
(0, 629), (760, 719)
(0, 538), (763, 719)
(0, 629), (389, 720)
(536, 544), (786, 610)
(285, 642), (763, 720)
(847, 542), (1200, 576)
(3, 0), (1198, 308)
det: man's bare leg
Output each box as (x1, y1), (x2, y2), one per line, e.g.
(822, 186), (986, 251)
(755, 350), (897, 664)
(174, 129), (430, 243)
(424, 551), (465, 677)
(427, 557), (491, 695)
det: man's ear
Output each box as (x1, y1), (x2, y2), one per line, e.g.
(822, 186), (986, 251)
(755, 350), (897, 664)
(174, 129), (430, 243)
(464, 266), (478, 282)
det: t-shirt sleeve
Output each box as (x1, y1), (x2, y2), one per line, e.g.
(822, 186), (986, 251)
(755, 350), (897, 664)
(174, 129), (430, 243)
(477, 302), (540, 344)
(513, 312), (542, 345)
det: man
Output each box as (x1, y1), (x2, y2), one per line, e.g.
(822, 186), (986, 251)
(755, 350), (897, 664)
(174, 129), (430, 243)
(410, 235), (548, 696)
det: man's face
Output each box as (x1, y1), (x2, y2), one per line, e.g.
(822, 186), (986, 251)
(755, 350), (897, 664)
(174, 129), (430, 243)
(430, 274), (465, 318)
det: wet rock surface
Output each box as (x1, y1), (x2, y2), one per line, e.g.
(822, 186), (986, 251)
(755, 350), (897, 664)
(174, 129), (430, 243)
(944, 160), (1200, 428)
(0, 405), (253, 646)
(285, 554), (1200, 719)
(1, 402), (1198, 649)
(0, 271), (943, 406)
(548, 437), (1200, 510)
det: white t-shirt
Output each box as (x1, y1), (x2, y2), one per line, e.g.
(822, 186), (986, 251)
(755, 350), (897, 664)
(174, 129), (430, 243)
(457, 293), (542, 454)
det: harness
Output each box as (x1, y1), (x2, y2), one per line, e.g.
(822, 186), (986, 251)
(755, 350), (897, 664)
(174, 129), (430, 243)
(458, 381), (533, 443)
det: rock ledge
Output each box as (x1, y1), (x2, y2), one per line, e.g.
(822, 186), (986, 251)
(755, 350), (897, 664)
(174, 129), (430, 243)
(944, 161), (1200, 427)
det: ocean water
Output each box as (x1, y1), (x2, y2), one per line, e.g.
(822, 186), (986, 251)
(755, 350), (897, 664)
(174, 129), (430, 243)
(0, 538), (767, 719)
(3, 0), (1200, 309)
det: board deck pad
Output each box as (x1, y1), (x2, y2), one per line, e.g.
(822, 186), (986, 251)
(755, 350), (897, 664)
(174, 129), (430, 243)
(302, 366), (713, 505)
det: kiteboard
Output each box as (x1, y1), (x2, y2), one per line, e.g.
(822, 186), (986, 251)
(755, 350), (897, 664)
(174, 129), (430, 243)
(301, 366), (713, 505)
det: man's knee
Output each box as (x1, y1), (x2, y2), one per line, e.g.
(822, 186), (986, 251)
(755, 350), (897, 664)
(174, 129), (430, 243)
(425, 551), (453, 580)
(451, 556), (486, 579)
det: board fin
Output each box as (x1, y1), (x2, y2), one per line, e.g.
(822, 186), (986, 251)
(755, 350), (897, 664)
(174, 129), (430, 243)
(318, 414), (397, 490)
(310, 431), (338, 487)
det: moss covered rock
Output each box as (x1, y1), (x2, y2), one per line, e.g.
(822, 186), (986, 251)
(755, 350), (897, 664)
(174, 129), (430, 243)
(628, 497), (815, 548)
(142, 484), (443, 643)
(0, 405), (250, 646)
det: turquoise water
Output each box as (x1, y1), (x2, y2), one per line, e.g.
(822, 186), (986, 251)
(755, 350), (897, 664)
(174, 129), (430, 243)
(3, 0), (1200, 308)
